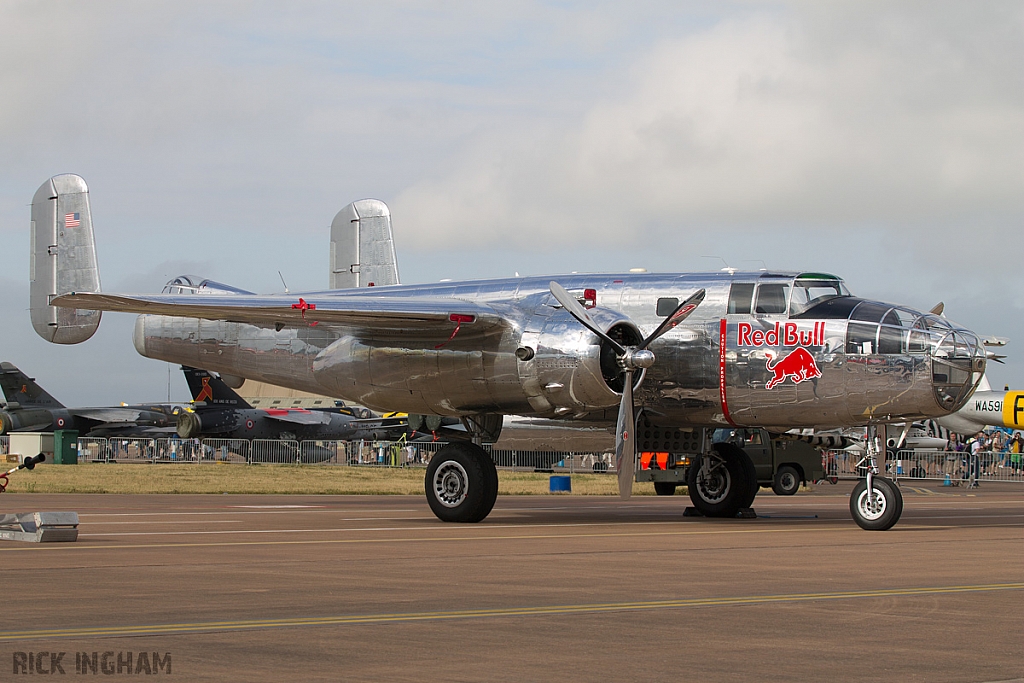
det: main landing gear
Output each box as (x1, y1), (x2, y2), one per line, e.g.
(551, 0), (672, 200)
(425, 442), (498, 523)
(686, 443), (758, 518)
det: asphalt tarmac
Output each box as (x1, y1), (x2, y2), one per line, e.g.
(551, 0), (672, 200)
(1, 481), (1022, 682)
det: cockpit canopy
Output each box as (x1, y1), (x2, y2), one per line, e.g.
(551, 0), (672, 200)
(728, 273), (851, 317)
(162, 275), (254, 296)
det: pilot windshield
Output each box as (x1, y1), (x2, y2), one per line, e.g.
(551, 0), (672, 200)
(789, 276), (850, 316)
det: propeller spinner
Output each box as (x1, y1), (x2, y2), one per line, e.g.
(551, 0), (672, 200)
(549, 282), (705, 498)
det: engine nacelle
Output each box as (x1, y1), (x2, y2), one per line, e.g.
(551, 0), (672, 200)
(311, 307), (642, 418)
(0, 409), (57, 434)
(517, 307), (642, 416)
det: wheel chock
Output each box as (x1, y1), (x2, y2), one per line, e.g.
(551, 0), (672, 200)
(683, 506), (703, 517)
(735, 507), (757, 519)
(0, 512), (79, 542)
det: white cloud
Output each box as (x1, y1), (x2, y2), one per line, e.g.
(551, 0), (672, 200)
(393, 5), (1024, 244)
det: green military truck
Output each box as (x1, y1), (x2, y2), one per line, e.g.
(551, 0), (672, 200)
(635, 428), (826, 497)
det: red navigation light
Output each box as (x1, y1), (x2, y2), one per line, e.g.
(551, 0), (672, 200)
(449, 314), (475, 323)
(583, 289), (597, 309)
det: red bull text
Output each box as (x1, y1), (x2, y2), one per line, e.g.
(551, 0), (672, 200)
(737, 321), (825, 348)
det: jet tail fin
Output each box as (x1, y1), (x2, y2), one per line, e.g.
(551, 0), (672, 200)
(0, 362), (66, 409)
(182, 367), (252, 409)
(30, 174), (102, 344)
(329, 199), (400, 289)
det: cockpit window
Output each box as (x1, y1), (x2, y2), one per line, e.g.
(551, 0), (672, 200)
(850, 301), (893, 323)
(755, 283), (789, 315)
(789, 276), (850, 316)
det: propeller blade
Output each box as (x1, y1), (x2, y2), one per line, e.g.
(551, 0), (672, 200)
(615, 368), (635, 499)
(549, 281), (626, 355)
(639, 289), (706, 350)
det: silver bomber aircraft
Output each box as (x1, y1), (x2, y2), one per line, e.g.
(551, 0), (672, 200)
(30, 174), (986, 530)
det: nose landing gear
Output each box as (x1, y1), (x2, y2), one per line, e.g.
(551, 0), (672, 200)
(851, 426), (904, 530)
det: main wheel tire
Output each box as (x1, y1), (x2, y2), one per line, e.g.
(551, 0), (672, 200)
(849, 477), (902, 531)
(425, 443), (498, 523)
(772, 465), (801, 496)
(653, 482), (676, 496)
(687, 445), (755, 518)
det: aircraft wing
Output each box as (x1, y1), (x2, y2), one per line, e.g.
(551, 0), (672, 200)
(262, 409), (333, 426)
(70, 407), (144, 423)
(52, 292), (510, 338)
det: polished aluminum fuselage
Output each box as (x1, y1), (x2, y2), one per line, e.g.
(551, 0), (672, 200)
(133, 272), (982, 430)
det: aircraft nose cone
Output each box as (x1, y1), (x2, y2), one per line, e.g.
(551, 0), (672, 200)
(931, 328), (986, 413)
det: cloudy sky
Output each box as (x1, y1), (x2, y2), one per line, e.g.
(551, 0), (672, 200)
(1, 1), (1021, 406)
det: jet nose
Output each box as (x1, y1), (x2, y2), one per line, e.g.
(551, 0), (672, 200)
(930, 327), (986, 412)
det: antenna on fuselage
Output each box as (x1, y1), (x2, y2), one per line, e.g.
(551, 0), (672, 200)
(743, 259), (768, 271)
(702, 255), (736, 274)
(278, 271), (290, 294)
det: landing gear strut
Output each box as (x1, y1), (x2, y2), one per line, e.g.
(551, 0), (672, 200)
(850, 426), (903, 531)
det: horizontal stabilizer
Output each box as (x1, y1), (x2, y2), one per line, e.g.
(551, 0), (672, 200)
(30, 175), (102, 344)
(70, 408), (144, 423)
(262, 410), (332, 426)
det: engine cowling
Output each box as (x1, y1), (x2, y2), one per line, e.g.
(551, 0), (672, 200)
(516, 307), (643, 417)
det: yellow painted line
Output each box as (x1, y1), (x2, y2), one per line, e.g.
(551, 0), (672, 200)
(2, 583), (1021, 641)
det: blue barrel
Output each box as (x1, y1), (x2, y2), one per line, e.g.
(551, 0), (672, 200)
(549, 475), (572, 492)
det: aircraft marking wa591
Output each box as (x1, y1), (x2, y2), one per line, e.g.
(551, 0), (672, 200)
(28, 175), (987, 530)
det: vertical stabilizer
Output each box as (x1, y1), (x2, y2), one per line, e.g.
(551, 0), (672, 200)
(329, 199), (400, 289)
(30, 174), (102, 344)
(0, 362), (65, 409)
(182, 367), (252, 409)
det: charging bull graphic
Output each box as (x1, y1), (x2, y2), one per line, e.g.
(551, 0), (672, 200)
(765, 348), (821, 390)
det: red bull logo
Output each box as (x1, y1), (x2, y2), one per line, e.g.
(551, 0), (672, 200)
(765, 348), (821, 390)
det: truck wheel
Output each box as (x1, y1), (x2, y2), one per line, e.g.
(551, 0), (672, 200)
(772, 465), (801, 496)
(653, 482), (676, 496)
(425, 443), (498, 523)
(849, 477), (902, 531)
(687, 446), (754, 518)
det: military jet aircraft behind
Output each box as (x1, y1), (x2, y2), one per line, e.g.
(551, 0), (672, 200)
(934, 375), (1023, 435)
(178, 366), (406, 442)
(30, 174), (987, 530)
(0, 361), (181, 437)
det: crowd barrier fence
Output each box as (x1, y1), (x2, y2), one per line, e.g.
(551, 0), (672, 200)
(822, 449), (1023, 484)
(45, 437), (1024, 484)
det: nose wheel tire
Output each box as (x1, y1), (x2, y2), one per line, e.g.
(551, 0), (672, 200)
(850, 477), (903, 531)
(687, 444), (757, 517)
(772, 465), (801, 496)
(425, 443), (498, 523)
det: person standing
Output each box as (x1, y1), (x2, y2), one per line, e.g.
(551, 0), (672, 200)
(968, 432), (984, 488)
